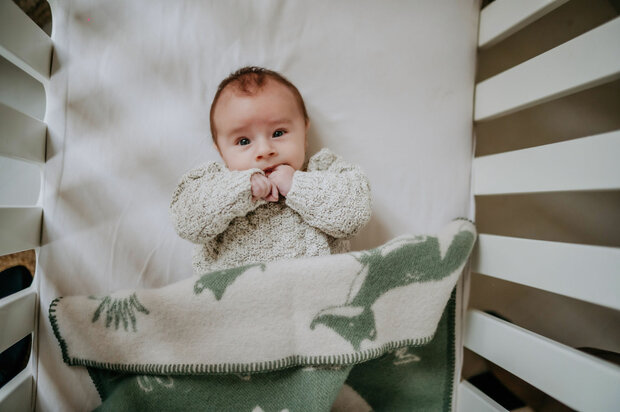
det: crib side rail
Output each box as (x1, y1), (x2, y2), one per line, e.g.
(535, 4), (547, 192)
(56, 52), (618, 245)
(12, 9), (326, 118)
(474, 234), (620, 311)
(464, 310), (620, 411)
(0, 0), (52, 83)
(0, 368), (34, 412)
(0, 288), (37, 409)
(0, 102), (47, 163)
(475, 15), (620, 121)
(461, 1), (620, 411)
(458, 381), (508, 412)
(0, 1), (51, 411)
(478, 0), (569, 49)
(473, 131), (620, 195)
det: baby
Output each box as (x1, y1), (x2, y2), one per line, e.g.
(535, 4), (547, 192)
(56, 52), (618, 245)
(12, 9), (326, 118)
(170, 66), (372, 274)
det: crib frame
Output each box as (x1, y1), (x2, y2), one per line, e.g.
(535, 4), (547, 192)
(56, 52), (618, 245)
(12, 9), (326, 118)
(1, 0), (619, 410)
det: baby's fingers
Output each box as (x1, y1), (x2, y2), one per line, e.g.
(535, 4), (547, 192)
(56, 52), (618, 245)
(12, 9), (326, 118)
(251, 175), (270, 201)
(265, 181), (279, 202)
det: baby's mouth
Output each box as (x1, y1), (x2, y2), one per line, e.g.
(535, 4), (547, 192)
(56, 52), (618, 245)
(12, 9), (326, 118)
(263, 164), (282, 176)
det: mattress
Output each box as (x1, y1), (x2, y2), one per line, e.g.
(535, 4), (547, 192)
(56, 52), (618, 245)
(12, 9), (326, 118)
(37, 0), (479, 409)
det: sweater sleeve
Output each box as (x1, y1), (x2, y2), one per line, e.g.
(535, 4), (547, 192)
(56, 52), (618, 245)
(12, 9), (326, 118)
(285, 148), (372, 238)
(170, 162), (266, 244)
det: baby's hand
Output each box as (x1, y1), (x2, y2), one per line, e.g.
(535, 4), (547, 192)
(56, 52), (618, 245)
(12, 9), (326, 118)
(268, 165), (295, 197)
(251, 173), (279, 202)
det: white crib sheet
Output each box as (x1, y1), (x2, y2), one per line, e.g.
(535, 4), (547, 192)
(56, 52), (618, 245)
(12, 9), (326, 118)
(38, 0), (479, 410)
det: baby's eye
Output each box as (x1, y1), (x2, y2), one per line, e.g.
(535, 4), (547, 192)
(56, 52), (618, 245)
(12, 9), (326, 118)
(238, 138), (250, 146)
(273, 130), (285, 138)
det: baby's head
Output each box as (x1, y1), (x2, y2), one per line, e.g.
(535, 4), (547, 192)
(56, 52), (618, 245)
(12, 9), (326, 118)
(210, 66), (311, 173)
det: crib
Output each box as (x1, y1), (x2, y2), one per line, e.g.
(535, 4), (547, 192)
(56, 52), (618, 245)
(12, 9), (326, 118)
(1, 0), (619, 410)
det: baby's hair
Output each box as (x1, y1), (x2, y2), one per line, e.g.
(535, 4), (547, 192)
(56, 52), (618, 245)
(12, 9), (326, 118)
(209, 66), (309, 144)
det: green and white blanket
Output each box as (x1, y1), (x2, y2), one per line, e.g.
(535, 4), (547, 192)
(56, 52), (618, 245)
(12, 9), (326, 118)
(49, 219), (476, 411)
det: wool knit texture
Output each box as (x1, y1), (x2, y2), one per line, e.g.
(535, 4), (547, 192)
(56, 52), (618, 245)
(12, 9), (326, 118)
(170, 148), (372, 274)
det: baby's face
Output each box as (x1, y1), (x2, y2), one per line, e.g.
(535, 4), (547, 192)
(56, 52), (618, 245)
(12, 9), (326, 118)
(213, 80), (309, 174)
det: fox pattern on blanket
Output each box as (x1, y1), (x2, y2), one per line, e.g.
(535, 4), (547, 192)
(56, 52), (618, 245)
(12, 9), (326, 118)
(310, 228), (475, 350)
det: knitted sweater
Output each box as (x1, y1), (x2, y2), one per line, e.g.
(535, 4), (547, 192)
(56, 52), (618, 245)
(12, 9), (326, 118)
(170, 148), (372, 274)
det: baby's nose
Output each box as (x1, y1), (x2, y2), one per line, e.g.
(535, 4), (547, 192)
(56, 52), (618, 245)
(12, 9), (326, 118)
(256, 139), (277, 159)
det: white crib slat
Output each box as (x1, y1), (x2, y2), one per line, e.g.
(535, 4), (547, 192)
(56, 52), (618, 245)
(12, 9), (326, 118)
(0, 54), (47, 121)
(0, 157), (42, 206)
(0, 0), (52, 84)
(0, 288), (36, 354)
(475, 17), (620, 121)
(0, 207), (42, 255)
(0, 368), (33, 412)
(473, 131), (620, 195)
(464, 309), (620, 412)
(479, 0), (569, 49)
(457, 381), (508, 412)
(0, 102), (46, 163)
(473, 234), (620, 311)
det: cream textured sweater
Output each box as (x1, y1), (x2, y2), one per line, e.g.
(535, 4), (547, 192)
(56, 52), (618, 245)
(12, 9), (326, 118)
(170, 148), (372, 274)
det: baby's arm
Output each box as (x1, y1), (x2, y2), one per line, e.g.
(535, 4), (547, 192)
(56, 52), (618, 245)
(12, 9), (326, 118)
(285, 149), (372, 238)
(170, 162), (266, 243)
